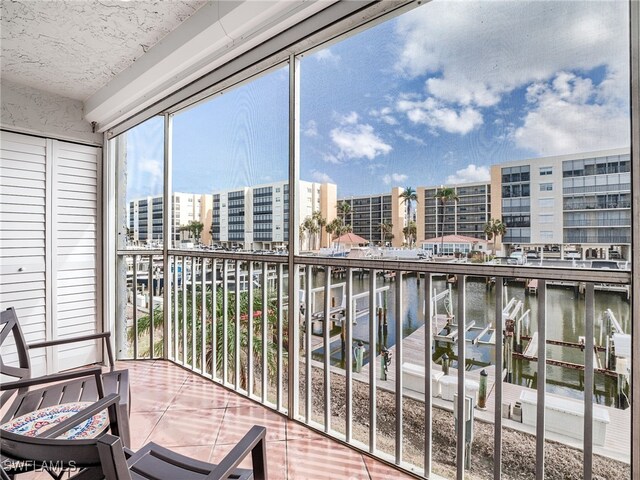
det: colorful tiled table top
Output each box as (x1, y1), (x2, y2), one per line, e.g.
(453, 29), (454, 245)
(0, 402), (109, 440)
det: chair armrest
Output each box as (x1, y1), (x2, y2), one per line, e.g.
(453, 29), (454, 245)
(28, 332), (116, 369)
(39, 393), (121, 439)
(206, 425), (267, 480)
(0, 366), (104, 392)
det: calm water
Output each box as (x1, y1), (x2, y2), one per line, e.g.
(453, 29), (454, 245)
(308, 271), (631, 407)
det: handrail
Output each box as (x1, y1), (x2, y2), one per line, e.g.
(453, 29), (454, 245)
(118, 249), (631, 284)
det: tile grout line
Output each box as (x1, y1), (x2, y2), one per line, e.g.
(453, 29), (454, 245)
(140, 363), (191, 445)
(361, 452), (374, 480)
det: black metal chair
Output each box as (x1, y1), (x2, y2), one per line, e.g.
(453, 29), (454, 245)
(0, 378), (125, 479)
(1, 393), (268, 480)
(0, 307), (131, 447)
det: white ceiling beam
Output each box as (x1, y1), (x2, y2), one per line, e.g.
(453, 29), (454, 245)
(85, 1), (336, 132)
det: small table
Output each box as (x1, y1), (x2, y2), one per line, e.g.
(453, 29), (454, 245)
(0, 402), (109, 439)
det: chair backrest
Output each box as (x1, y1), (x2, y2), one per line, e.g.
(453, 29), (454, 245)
(0, 308), (32, 384)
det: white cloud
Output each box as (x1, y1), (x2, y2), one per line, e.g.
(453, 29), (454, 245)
(328, 114), (392, 161)
(369, 107), (398, 125)
(138, 158), (162, 183)
(335, 111), (359, 125)
(395, 2), (628, 104)
(397, 97), (483, 135)
(314, 48), (341, 64)
(311, 170), (335, 184)
(391, 1), (628, 139)
(382, 173), (408, 185)
(445, 164), (490, 184)
(513, 72), (630, 155)
(395, 130), (426, 146)
(304, 120), (318, 137)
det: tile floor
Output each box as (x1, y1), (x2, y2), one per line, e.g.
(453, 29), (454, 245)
(122, 360), (416, 480)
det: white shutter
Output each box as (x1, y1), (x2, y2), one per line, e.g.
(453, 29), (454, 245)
(53, 140), (101, 371)
(0, 132), (48, 376)
(0, 132), (101, 374)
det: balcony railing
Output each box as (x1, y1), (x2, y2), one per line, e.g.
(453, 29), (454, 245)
(117, 249), (632, 479)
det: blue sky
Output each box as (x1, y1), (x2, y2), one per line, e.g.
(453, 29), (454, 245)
(126, 1), (629, 200)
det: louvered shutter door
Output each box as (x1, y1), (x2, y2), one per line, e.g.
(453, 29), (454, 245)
(1, 132), (101, 374)
(0, 132), (48, 375)
(53, 140), (101, 371)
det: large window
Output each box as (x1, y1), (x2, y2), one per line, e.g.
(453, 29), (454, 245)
(113, 116), (165, 358)
(110, 1), (634, 479)
(171, 66), (289, 251)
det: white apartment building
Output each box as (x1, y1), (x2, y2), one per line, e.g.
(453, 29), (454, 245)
(338, 187), (405, 247)
(212, 180), (336, 250)
(491, 148), (631, 259)
(128, 192), (213, 246)
(417, 182), (491, 243)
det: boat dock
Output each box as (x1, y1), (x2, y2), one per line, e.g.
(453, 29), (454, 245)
(351, 322), (631, 463)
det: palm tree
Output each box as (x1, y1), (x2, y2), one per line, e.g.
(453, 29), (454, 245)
(179, 221), (204, 243)
(434, 187), (459, 255)
(337, 201), (352, 224)
(312, 211), (327, 248)
(484, 218), (507, 255)
(378, 221), (393, 246)
(399, 187), (418, 227)
(303, 216), (320, 251)
(402, 221), (417, 248)
(134, 281), (281, 391)
(299, 224), (307, 251)
(325, 218), (338, 241)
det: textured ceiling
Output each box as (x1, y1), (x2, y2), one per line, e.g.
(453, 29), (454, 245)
(0, 0), (207, 100)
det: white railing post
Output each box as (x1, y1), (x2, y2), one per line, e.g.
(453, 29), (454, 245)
(369, 268), (377, 453)
(456, 274), (466, 480)
(324, 266), (332, 433)
(395, 270), (403, 465)
(583, 282), (595, 480)
(424, 272), (433, 477)
(494, 277), (504, 480)
(536, 280), (547, 480)
(345, 267), (353, 442)
(248, 261), (255, 396)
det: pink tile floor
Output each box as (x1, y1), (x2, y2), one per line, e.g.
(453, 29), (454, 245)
(123, 360), (415, 480)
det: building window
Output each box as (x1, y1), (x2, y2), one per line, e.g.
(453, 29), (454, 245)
(540, 166), (553, 176)
(540, 183), (553, 191)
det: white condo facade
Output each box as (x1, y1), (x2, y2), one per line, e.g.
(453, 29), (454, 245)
(212, 180), (336, 250)
(491, 147), (631, 259)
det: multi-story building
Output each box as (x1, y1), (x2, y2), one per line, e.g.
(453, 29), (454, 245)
(128, 192), (213, 246)
(212, 180), (336, 250)
(338, 187), (405, 247)
(416, 183), (491, 243)
(490, 148), (631, 259)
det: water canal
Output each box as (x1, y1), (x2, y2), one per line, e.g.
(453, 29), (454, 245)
(308, 271), (631, 408)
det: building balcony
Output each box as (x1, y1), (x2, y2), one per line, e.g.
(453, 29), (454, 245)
(116, 249), (632, 479)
